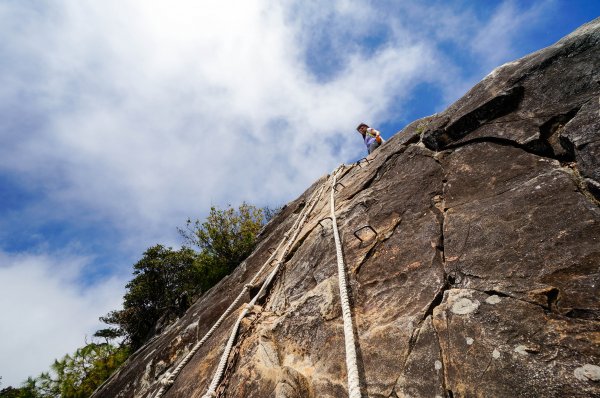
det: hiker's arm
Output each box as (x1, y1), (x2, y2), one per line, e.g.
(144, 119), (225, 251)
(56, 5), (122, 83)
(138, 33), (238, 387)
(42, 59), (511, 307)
(369, 128), (382, 142)
(368, 128), (380, 137)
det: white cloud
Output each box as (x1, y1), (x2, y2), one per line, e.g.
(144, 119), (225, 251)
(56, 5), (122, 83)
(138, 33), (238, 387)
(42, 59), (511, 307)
(0, 0), (561, 385)
(0, 250), (125, 387)
(0, 1), (439, 383)
(0, 0), (448, 240)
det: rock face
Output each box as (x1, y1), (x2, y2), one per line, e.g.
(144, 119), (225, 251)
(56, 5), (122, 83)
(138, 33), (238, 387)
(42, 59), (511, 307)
(93, 19), (600, 398)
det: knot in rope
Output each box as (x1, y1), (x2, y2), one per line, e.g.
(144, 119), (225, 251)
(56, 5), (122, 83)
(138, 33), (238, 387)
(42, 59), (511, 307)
(243, 283), (254, 290)
(159, 374), (173, 386)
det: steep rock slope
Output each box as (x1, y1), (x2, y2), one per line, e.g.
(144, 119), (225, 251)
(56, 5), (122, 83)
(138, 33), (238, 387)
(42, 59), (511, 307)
(93, 18), (600, 398)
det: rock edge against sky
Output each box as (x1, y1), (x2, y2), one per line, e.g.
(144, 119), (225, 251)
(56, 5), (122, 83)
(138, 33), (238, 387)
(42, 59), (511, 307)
(92, 18), (600, 398)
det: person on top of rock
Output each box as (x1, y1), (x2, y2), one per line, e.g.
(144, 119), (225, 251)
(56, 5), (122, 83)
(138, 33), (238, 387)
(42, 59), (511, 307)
(356, 123), (384, 154)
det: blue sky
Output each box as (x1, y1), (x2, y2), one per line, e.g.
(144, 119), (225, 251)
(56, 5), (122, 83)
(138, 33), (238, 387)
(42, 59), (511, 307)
(0, 0), (598, 387)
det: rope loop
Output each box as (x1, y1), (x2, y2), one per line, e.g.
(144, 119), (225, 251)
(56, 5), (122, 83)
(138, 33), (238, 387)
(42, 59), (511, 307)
(159, 374), (173, 386)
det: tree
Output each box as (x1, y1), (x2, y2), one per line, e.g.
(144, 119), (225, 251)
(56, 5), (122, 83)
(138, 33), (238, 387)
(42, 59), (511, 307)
(262, 205), (282, 224)
(7, 202), (273, 397)
(0, 375), (37, 398)
(0, 387), (23, 398)
(180, 202), (264, 275)
(102, 203), (267, 349)
(6, 343), (130, 398)
(93, 328), (123, 345)
(101, 245), (200, 349)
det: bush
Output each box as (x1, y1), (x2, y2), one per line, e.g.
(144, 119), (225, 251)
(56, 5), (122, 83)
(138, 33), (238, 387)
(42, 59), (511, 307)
(102, 202), (267, 349)
(6, 202), (273, 397)
(1, 343), (129, 398)
(179, 202), (265, 291)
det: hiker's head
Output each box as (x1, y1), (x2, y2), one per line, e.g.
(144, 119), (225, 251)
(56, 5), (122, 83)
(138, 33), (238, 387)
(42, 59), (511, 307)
(356, 123), (369, 134)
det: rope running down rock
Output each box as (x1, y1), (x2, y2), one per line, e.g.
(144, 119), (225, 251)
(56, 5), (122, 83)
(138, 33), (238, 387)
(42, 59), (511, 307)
(199, 183), (325, 398)
(151, 181), (325, 398)
(330, 165), (362, 398)
(153, 239), (287, 398)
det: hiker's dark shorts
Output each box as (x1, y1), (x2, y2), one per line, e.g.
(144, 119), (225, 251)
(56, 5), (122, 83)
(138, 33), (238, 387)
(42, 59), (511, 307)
(368, 141), (380, 154)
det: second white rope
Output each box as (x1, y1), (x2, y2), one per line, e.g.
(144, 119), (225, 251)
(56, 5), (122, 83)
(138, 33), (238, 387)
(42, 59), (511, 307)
(200, 183), (326, 398)
(330, 166), (362, 398)
(153, 183), (324, 398)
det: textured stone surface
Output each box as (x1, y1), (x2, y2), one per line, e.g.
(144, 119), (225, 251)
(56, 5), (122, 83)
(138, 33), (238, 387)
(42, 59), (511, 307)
(92, 18), (600, 398)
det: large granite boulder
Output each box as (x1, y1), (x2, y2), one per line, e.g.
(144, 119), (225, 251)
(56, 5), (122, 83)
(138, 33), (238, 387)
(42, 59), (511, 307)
(93, 18), (600, 398)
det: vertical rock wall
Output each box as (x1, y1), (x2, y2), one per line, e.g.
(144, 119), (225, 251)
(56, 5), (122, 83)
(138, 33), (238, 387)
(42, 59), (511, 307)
(92, 18), (600, 398)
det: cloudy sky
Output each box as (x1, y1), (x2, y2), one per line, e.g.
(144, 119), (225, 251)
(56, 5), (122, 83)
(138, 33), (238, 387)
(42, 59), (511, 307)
(0, 0), (597, 387)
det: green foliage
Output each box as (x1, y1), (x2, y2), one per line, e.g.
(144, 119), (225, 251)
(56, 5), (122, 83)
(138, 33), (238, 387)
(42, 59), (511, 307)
(93, 328), (123, 343)
(181, 203), (264, 269)
(45, 343), (129, 398)
(0, 375), (37, 398)
(0, 343), (129, 398)
(262, 205), (282, 224)
(102, 203), (267, 350)
(179, 202), (265, 291)
(101, 245), (200, 349)
(5, 202), (273, 397)
(0, 386), (25, 398)
(415, 121), (429, 135)
(0, 384), (37, 398)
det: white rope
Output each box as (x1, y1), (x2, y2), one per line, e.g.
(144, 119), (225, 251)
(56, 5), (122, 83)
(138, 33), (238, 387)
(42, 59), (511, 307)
(153, 244), (283, 397)
(200, 184), (325, 398)
(152, 182), (325, 398)
(200, 265), (277, 398)
(330, 166), (362, 398)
